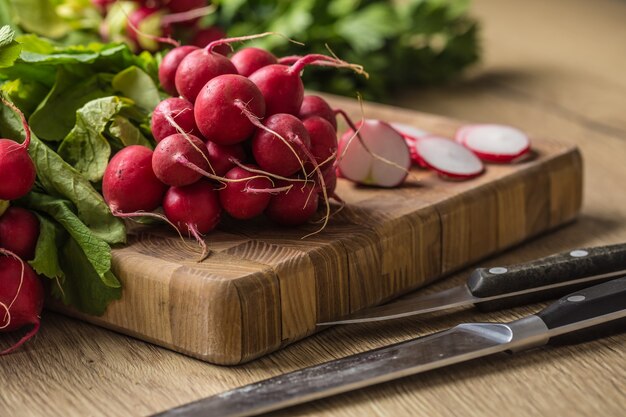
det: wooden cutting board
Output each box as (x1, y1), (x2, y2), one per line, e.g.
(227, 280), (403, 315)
(54, 96), (583, 365)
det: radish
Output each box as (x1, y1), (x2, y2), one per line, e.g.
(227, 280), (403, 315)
(194, 74), (266, 145)
(455, 124), (531, 163)
(0, 99), (36, 201)
(189, 26), (231, 55)
(175, 33), (277, 103)
(265, 181), (319, 226)
(152, 133), (211, 186)
(166, 0), (208, 15)
(218, 166), (274, 220)
(103, 145), (167, 214)
(251, 113), (311, 177)
(205, 141), (246, 176)
(127, 6), (172, 51)
(230, 47), (278, 77)
(414, 136), (484, 179)
(302, 116), (337, 170)
(337, 119), (411, 188)
(151, 97), (200, 143)
(299, 95), (337, 131)
(163, 180), (221, 258)
(0, 207), (40, 261)
(0, 250), (44, 355)
(249, 54), (365, 116)
(158, 45), (198, 96)
(389, 122), (429, 167)
(174, 48), (237, 102)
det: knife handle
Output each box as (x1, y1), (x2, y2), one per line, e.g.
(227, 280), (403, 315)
(537, 276), (626, 345)
(468, 243), (626, 311)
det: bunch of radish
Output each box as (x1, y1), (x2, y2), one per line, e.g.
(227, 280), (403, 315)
(389, 122), (532, 180)
(97, 0), (227, 52)
(0, 99), (44, 355)
(103, 34), (369, 255)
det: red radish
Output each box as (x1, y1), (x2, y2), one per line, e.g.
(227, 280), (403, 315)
(265, 181), (319, 226)
(194, 74), (266, 145)
(174, 48), (237, 102)
(190, 26), (231, 56)
(251, 113), (311, 177)
(318, 165), (338, 197)
(337, 119), (411, 188)
(0, 207), (40, 261)
(127, 7), (172, 51)
(163, 180), (221, 258)
(302, 116), (338, 170)
(151, 97), (200, 143)
(152, 133), (211, 186)
(0, 99), (36, 201)
(206, 141), (246, 176)
(455, 124), (531, 163)
(249, 54), (365, 116)
(0, 250), (44, 355)
(218, 166), (274, 220)
(230, 47), (278, 77)
(103, 145), (167, 213)
(166, 0), (208, 14)
(158, 45), (198, 96)
(414, 136), (484, 179)
(299, 95), (337, 131)
(175, 33), (279, 103)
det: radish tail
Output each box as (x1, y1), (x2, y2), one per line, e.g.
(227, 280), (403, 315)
(0, 320), (40, 356)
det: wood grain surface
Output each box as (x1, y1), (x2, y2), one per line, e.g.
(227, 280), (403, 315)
(2, 0), (625, 415)
(53, 105), (581, 365)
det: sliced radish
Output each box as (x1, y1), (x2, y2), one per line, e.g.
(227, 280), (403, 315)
(455, 124), (531, 163)
(414, 136), (484, 179)
(389, 122), (429, 167)
(338, 119), (411, 188)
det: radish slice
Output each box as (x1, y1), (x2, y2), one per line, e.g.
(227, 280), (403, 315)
(390, 122), (428, 143)
(338, 119), (411, 188)
(456, 124), (531, 163)
(390, 122), (429, 167)
(414, 136), (484, 179)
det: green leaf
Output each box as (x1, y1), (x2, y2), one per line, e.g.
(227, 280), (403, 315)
(19, 192), (116, 284)
(108, 115), (153, 149)
(11, 0), (71, 39)
(0, 78), (48, 116)
(0, 25), (21, 67)
(29, 69), (114, 141)
(0, 102), (126, 244)
(58, 96), (127, 182)
(336, 3), (399, 53)
(29, 212), (64, 280)
(112, 66), (160, 112)
(58, 236), (121, 316)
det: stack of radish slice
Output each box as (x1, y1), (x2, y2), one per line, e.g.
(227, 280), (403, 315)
(455, 124), (531, 163)
(390, 122), (532, 181)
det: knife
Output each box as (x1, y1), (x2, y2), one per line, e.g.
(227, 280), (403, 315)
(153, 277), (626, 417)
(319, 243), (626, 325)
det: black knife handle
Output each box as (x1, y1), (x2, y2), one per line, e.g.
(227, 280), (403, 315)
(537, 276), (626, 345)
(468, 243), (626, 311)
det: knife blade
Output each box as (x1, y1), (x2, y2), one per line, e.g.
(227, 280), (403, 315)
(319, 242), (626, 325)
(152, 277), (626, 417)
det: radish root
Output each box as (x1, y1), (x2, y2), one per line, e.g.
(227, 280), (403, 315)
(164, 113), (216, 175)
(187, 224), (210, 262)
(0, 249), (25, 331)
(161, 5), (216, 25)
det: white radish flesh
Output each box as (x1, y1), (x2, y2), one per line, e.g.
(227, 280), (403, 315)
(390, 122), (430, 167)
(338, 119), (411, 188)
(456, 124), (530, 163)
(414, 136), (484, 179)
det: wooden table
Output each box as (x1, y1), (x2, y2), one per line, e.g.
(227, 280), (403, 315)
(3, 0), (625, 415)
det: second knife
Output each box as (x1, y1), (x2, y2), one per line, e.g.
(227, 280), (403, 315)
(319, 243), (626, 325)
